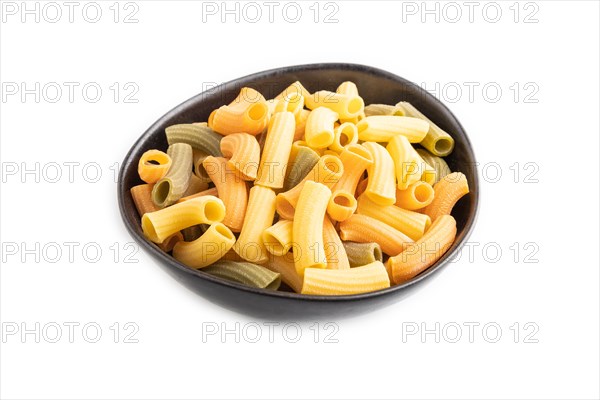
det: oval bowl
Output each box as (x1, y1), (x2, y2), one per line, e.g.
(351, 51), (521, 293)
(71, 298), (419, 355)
(118, 63), (479, 319)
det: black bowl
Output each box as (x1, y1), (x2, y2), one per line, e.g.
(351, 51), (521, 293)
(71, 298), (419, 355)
(118, 63), (479, 319)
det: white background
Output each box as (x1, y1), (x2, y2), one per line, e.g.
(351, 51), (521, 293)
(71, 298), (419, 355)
(1, 1), (599, 399)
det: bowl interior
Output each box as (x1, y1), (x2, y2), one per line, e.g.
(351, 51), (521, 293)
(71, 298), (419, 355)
(118, 63), (479, 301)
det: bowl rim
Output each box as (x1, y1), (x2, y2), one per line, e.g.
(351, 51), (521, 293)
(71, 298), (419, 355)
(118, 62), (479, 302)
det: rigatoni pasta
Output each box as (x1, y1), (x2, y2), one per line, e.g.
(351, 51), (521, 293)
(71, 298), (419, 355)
(132, 79), (469, 296)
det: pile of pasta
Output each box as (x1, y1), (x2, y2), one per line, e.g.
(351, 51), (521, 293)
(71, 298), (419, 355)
(131, 81), (469, 295)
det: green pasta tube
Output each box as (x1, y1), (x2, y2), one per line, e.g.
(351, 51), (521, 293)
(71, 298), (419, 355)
(342, 241), (383, 268)
(364, 104), (405, 117)
(283, 146), (320, 191)
(395, 102), (455, 157)
(181, 224), (206, 242)
(165, 124), (223, 157)
(416, 148), (452, 184)
(152, 143), (193, 207)
(203, 261), (281, 290)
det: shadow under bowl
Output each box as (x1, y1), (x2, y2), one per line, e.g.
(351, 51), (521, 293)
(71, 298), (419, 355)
(118, 63), (479, 320)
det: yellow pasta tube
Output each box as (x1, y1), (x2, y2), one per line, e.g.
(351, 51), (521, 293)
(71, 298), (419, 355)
(423, 172), (469, 221)
(276, 155), (343, 220)
(362, 142), (396, 206)
(304, 107), (338, 149)
(172, 223), (236, 269)
(142, 195), (226, 243)
(305, 90), (364, 120)
(333, 144), (373, 195)
(396, 101), (455, 156)
(209, 87), (269, 136)
(130, 184), (159, 217)
(293, 181), (332, 276)
(177, 187), (218, 203)
(220, 133), (260, 181)
(357, 194), (431, 241)
(138, 150), (172, 184)
(255, 111), (296, 188)
(386, 135), (427, 190)
(327, 190), (357, 222)
(330, 122), (359, 153)
(395, 181), (435, 210)
(294, 109), (311, 141)
(323, 216), (350, 270)
(336, 81), (366, 124)
(274, 92), (304, 116)
(263, 253), (303, 293)
(275, 81), (311, 101)
(233, 185), (277, 263)
(339, 214), (413, 256)
(387, 215), (457, 284)
(301, 261), (390, 295)
(263, 220), (294, 256)
(421, 162), (437, 186)
(202, 156), (249, 232)
(357, 116), (429, 143)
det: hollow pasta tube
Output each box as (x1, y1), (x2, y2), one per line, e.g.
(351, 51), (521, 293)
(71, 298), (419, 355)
(357, 116), (429, 143)
(387, 215), (457, 284)
(364, 104), (405, 117)
(395, 181), (435, 210)
(151, 143), (193, 207)
(305, 90), (364, 120)
(293, 181), (332, 276)
(333, 144), (373, 195)
(209, 87), (270, 136)
(323, 216), (350, 270)
(263, 220), (293, 256)
(255, 111), (296, 188)
(263, 253), (303, 293)
(386, 135), (427, 190)
(301, 261), (390, 295)
(327, 190), (357, 222)
(220, 133), (260, 181)
(423, 172), (469, 221)
(330, 122), (359, 153)
(339, 214), (413, 256)
(304, 107), (338, 149)
(362, 142), (396, 206)
(342, 242), (383, 268)
(203, 261), (281, 290)
(165, 124), (223, 157)
(142, 195), (226, 243)
(138, 150), (172, 184)
(233, 185), (277, 264)
(172, 223), (236, 269)
(396, 101), (455, 156)
(283, 145), (320, 192)
(294, 109), (311, 141)
(131, 184), (159, 217)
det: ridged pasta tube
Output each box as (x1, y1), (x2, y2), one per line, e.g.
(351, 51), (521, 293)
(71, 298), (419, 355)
(364, 104), (405, 117)
(276, 155), (343, 220)
(301, 261), (390, 295)
(362, 142), (396, 206)
(263, 220), (294, 256)
(152, 143), (193, 207)
(203, 261), (281, 290)
(304, 107), (338, 149)
(142, 195), (226, 243)
(202, 156), (249, 232)
(283, 145), (320, 192)
(395, 181), (435, 210)
(342, 242), (383, 267)
(336, 81), (366, 124)
(172, 223), (236, 269)
(293, 181), (332, 276)
(209, 87), (270, 136)
(357, 116), (429, 143)
(327, 190), (357, 222)
(396, 101), (455, 156)
(339, 214), (413, 256)
(255, 111), (296, 188)
(263, 254), (303, 293)
(138, 150), (171, 184)
(323, 216), (350, 269)
(416, 148), (451, 184)
(386, 135), (427, 190)
(423, 172), (469, 221)
(305, 90), (364, 120)
(130, 184), (159, 217)
(165, 124), (223, 157)
(333, 144), (373, 196)
(357, 194), (431, 241)
(330, 122), (359, 153)
(220, 133), (260, 180)
(387, 215), (457, 284)
(233, 185), (277, 263)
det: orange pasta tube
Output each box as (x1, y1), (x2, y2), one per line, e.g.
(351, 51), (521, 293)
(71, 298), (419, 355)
(255, 111), (296, 188)
(276, 155), (343, 220)
(203, 156), (249, 232)
(423, 172), (469, 221)
(209, 87), (269, 136)
(220, 133), (260, 180)
(387, 215), (456, 284)
(339, 214), (413, 256)
(323, 216), (350, 270)
(177, 187), (218, 203)
(395, 181), (435, 210)
(138, 150), (172, 184)
(131, 184), (159, 217)
(333, 144), (373, 195)
(293, 181), (331, 276)
(357, 194), (430, 241)
(362, 142), (396, 206)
